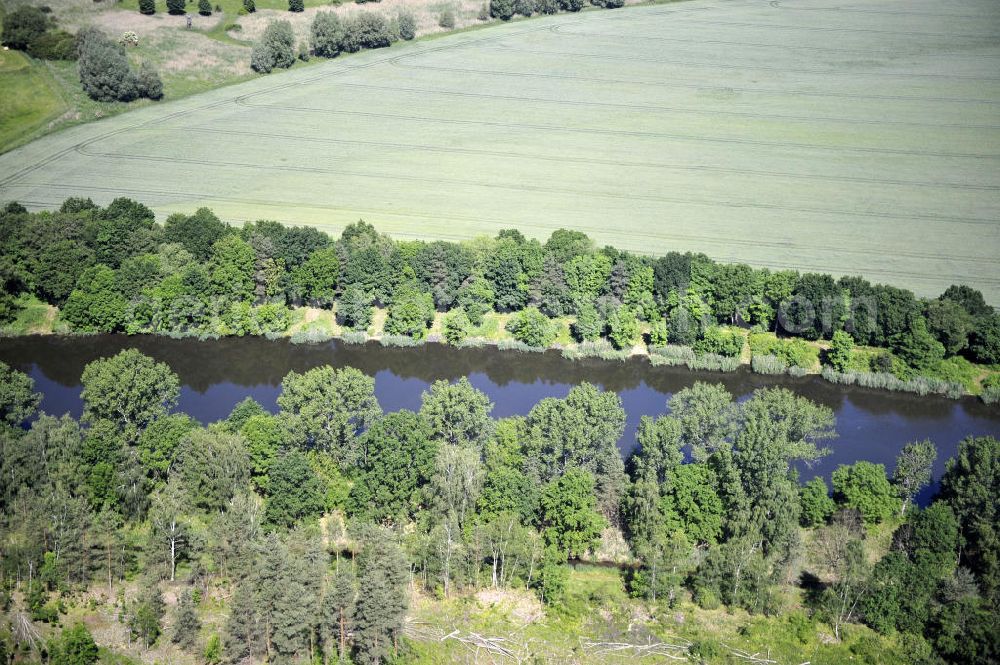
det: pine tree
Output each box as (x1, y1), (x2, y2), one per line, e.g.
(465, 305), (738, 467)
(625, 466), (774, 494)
(254, 534), (287, 661)
(352, 530), (408, 665)
(128, 584), (165, 648)
(138, 0), (155, 15)
(323, 564), (356, 662)
(223, 581), (261, 663)
(172, 590), (201, 652)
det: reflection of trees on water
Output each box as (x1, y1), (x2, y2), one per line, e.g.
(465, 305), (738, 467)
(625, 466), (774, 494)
(2, 334), (999, 506)
(0, 335), (1000, 503)
(0, 335), (989, 421)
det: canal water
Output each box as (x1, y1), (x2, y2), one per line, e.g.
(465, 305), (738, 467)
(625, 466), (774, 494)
(2, 334), (998, 504)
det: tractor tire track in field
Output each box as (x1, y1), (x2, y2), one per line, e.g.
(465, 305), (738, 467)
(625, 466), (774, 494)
(321, 80), (1000, 132)
(0, 21), (553, 191)
(13, 184), (1000, 286)
(770, 3), (992, 20)
(673, 17), (998, 40)
(483, 43), (1000, 82)
(547, 24), (1000, 59)
(387, 57), (1000, 108)
(234, 95), (1000, 161)
(67, 145), (1000, 233)
(135, 125), (1000, 193)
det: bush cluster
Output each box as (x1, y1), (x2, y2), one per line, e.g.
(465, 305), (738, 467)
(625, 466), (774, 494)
(77, 29), (163, 102)
(2, 6), (77, 60)
(251, 21), (295, 73)
(396, 11), (416, 40)
(308, 10), (392, 60)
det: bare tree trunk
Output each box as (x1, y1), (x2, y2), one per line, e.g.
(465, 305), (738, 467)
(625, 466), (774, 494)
(339, 609), (346, 661)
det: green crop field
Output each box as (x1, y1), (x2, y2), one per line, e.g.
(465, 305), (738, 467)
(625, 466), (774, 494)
(1, 0), (998, 301)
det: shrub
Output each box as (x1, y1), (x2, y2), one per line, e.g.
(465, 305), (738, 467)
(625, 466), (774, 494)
(288, 0), (304, 11)
(686, 353), (740, 372)
(1, 6), (49, 50)
(820, 368), (964, 398)
(139, 0), (156, 15)
(827, 330), (854, 371)
(442, 309), (472, 345)
(647, 318), (669, 346)
(571, 303), (602, 342)
(243, 0), (256, 12)
(831, 462), (900, 524)
(396, 10), (416, 40)
(250, 41), (275, 73)
(514, 0), (533, 16)
(166, 0), (186, 14)
(536, 0), (559, 13)
(340, 11), (392, 52)
(78, 29), (138, 101)
(132, 62), (163, 100)
(199, 0), (212, 14)
(26, 30), (78, 60)
(694, 326), (743, 358)
(438, 9), (455, 28)
(298, 41), (310, 60)
(339, 331), (368, 345)
(384, 286), (435, 339)
(290, 329), (334, 344)
(506, 307), (555, 348)
(478, 3), (490, 20)
(606, 307), (639, 350)
(311, 11), (344, 57)
(337, 286), (373, 330)
(379, 334), (422, 348)
(799, 477), (835, 527)
(928, 356), (977, 391)
(559, 0), (584, 10)
(251, 20), (295, 73)
(749, 333), (817, 368)
(981, 375), (1000, 405)
(490, 0), (516, 20)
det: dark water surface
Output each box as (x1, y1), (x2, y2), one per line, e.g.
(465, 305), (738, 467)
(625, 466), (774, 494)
(2, 335), (999, 504)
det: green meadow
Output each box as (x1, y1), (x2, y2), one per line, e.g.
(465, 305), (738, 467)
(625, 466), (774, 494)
(1, 0), (998, 301)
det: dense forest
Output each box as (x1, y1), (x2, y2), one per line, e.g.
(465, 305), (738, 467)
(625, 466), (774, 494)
(1, 198), (998, 402)
(0, 346), (998, 663)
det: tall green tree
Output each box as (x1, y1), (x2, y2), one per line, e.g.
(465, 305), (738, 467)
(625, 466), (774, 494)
(418, 378), (494, 448)
(539, 469), (606, 559)
(832, 462), (900, 525)
(353, 529), (408, 665)
(163, 208), (228, 261)
(349, 411), (437, 525)
(278, 366), (381, 464)
(323, 565), (356, 662)
(49, 623), (99, 665)
(291, 245), (339, 306)
(668, 382), (738, 462)
(264, 450), (327, 527)
(0, 361), (40, 427)
(173, 430), (251, 512)
(894, 439), (937, 515)
(523, 383), (626, 518)
(939, 436), (1000, 604)
(80, 349), (180, 445)
(172, 590), (202, 652)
